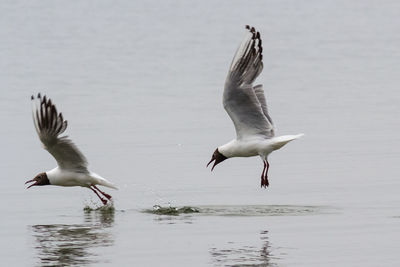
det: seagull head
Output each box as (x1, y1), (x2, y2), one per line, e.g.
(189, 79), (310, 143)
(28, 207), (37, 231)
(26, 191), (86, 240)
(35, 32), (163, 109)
(207, 148), (227, 171)
(25, 172), (50, 189)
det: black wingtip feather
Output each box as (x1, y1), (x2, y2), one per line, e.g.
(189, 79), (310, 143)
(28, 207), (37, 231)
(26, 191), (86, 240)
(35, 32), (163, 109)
(232, 25), (264, 85)
(32, 94), (67, 136)
(55, 113), (63, 134)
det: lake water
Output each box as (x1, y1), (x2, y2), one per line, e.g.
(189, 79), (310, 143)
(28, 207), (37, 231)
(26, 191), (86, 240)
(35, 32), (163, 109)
(1, 0), (400, 266)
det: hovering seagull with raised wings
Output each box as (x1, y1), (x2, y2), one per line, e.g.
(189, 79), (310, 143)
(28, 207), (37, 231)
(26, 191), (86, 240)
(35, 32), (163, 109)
(26, 94), (117, 205)
(207, 25), (303, 187)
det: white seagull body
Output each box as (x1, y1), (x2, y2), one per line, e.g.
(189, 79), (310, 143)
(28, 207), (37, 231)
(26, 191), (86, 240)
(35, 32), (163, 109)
(26, 94), (117, 205)
(207, 26), (303, 187)
(46, 168), (115, 189)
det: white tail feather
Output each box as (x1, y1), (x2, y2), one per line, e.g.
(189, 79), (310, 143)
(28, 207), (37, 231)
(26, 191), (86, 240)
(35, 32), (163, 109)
(272, 134), (304, 150)
(90, 172), (118, 190)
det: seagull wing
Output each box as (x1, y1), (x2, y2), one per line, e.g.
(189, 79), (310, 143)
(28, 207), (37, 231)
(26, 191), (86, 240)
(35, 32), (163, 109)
(31, 94), (88, 172)
(223, 26), (274, 140)
(253, 84), (274, 126)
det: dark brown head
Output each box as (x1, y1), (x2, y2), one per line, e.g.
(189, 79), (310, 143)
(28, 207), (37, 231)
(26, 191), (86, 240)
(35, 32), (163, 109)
(207, 148), (227, 171)
(25, 172), (50, 189)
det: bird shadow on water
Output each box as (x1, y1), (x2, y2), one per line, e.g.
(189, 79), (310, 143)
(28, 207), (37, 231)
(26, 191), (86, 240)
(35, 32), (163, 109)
(30, 205), (115, 267)
(210, 230), (278, 267)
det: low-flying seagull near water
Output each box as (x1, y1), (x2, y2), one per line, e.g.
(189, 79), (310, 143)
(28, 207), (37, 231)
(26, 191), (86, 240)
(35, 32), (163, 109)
(207, 26), (304, 187)
(26, 94), (117, 205)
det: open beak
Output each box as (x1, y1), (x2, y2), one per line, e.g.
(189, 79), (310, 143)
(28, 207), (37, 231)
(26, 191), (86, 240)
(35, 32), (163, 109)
(207, 156), (217, 171)
(25, 179), (37, 189)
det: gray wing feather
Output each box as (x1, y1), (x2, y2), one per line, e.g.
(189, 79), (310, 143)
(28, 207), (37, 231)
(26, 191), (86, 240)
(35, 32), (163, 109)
(31, 94), (88, 172)
(223, 26), (274, 139)
(253, 84), (274, 128)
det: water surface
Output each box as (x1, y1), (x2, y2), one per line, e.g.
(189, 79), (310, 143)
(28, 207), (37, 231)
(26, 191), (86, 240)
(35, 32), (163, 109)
(1, 0), (400, 266)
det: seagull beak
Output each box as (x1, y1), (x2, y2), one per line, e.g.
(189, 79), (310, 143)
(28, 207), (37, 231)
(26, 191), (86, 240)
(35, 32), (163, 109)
(25, 179), (37, 189)
(207, 156), (216, 171)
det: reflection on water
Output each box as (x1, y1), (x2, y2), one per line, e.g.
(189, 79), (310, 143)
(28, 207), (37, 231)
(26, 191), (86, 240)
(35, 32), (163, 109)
(210, 230), (277, 266)
(30, 209), (115, 266)
(152, 214), (195, 225)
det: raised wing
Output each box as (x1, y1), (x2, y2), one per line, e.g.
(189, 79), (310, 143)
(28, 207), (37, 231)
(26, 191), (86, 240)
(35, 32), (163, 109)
(253, 84), (274, 126)
(223, 26), (274, 139)
(31, 94), (88, 172)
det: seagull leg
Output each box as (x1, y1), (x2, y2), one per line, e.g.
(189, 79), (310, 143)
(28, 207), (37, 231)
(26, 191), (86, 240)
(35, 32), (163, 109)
(92, 185), (112, 200)
(265, 161), (270, 187)
(90, 186), (108, 205)
(261, 161), (266, 188)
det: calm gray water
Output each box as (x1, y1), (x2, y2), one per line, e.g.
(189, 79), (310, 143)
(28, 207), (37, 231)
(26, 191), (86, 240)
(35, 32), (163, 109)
(1, 0), (400, 266)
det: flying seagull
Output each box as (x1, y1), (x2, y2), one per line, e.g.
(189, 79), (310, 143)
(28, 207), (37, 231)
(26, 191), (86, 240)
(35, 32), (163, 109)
(207, 25), (303, 187)
(26, 94), (117, 205)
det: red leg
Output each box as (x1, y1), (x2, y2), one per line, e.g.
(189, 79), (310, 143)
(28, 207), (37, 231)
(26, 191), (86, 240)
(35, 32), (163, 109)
(265, 161), (270, 187)
(261, 161), (266, 188)
(90, 186), (108, 205)
(92, 185), (112, 200)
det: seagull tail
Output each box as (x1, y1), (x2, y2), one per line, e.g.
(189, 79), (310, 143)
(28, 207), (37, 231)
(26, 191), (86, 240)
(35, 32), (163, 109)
(90, 173), (118, 190)
(271, 133), (304, 150)
(292, 133), (305, 140)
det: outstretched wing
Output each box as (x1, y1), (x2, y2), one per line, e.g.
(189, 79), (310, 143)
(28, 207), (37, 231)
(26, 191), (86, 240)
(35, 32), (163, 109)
(223, 26), (274, 139)
(31, 93), (88, 172)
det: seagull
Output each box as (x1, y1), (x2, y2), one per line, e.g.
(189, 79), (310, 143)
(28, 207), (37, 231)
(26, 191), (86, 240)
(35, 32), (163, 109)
(207, 25), (304, 187)
(26, 94), (117, 205)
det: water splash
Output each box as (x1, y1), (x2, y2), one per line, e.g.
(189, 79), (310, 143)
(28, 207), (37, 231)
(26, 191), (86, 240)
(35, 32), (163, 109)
(83, 200), (115, 215)
(144, 205), (200, 216)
